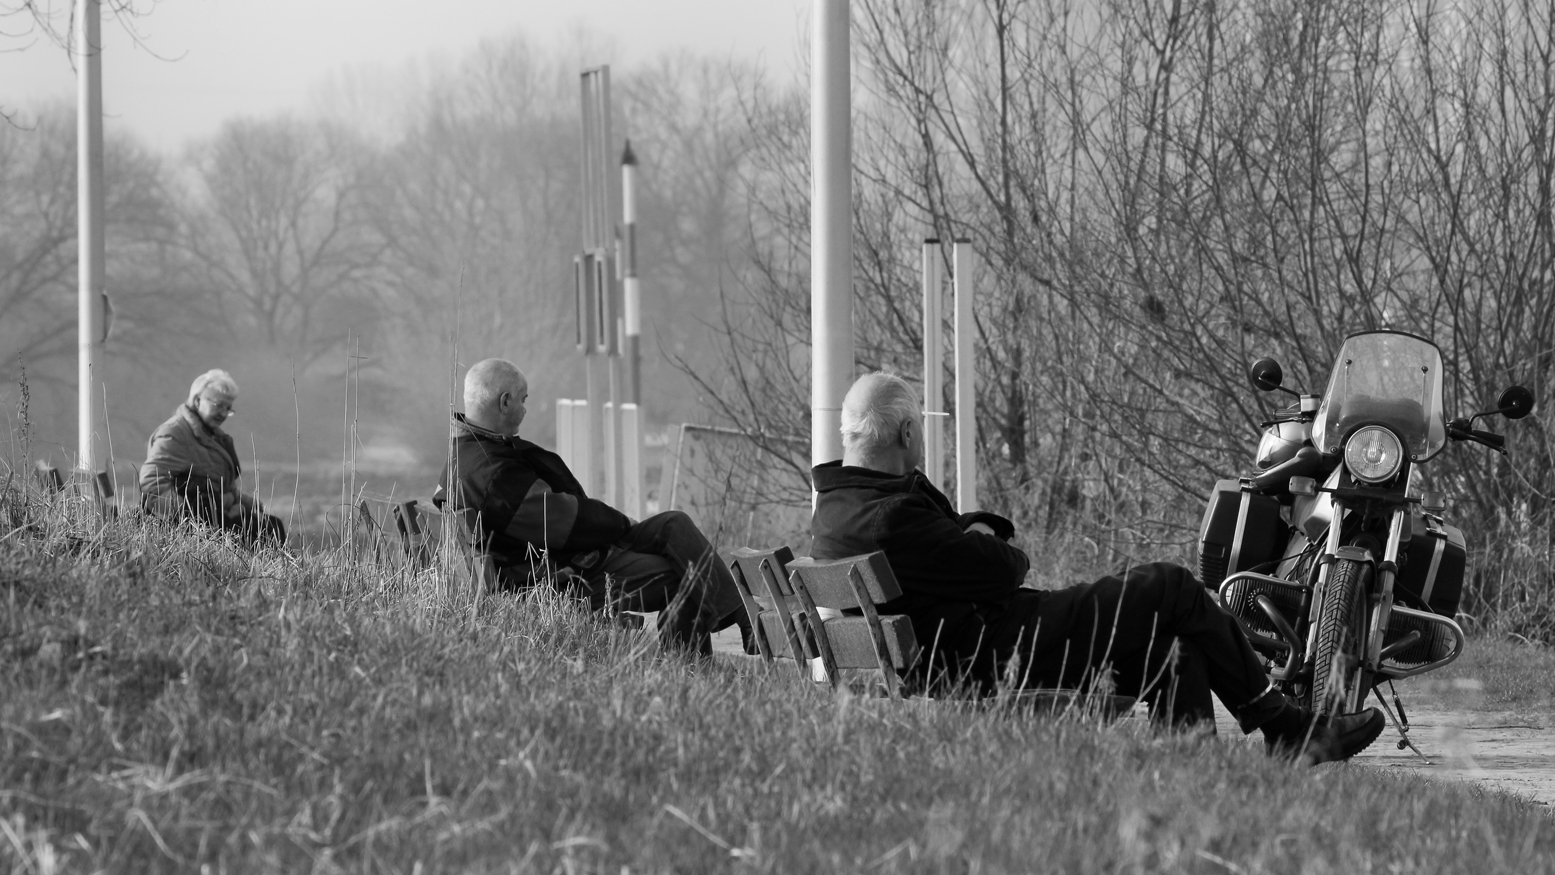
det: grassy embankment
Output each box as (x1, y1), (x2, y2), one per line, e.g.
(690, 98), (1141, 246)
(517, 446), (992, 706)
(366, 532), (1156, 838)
(1425, 639), (1555, 715)
(4, 484), (1554, 874)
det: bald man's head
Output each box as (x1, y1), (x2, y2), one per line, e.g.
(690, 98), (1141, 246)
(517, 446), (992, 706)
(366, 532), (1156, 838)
(840, 372), (922, 473)
(463, 358), (529, 435)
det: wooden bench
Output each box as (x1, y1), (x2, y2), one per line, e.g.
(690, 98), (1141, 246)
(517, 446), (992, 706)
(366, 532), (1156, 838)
(729, 546), (919, 696)
(728, 546), (1137, 716)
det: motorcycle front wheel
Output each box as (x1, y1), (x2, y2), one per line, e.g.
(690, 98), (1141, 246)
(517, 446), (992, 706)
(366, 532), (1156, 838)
(1310, 557), (1372, 718)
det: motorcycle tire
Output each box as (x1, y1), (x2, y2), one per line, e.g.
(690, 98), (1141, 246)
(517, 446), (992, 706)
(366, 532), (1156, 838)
(1310, 557), (1372, 718)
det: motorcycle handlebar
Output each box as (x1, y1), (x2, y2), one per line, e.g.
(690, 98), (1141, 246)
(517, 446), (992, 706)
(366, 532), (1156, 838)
(1470, 428), (1506, 451)
(1448, 419), (1507, 453)
(1248, 446), (1323, 492)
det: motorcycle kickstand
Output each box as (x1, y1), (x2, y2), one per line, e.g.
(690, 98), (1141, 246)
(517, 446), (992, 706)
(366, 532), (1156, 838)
(1372, 686), (1430, 764)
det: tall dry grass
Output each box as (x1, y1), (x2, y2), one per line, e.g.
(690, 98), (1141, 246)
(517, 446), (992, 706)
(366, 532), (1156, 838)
(4, 476), (1555, 874)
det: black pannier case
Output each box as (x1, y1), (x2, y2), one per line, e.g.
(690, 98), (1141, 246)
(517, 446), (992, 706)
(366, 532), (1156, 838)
(1394, 512), (1466, 618)
(1197, 479), (1287, 590)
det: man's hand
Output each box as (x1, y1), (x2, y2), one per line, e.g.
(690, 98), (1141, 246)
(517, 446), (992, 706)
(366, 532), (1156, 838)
(966, 521), (997, 537)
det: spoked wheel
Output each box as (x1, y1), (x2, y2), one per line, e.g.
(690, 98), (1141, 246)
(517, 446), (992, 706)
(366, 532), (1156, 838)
(1310, 558), (1372, 718)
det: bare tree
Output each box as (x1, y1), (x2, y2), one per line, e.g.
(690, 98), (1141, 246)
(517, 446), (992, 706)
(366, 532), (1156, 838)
(181, 117), (386, 365)
(0, 105), (177, 381)
(696, 0), (1555, 624)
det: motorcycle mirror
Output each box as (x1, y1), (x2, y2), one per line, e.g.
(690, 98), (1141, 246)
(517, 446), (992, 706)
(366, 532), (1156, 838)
(1248, 358), (1286, 393)
(1495, 385), (1535, 421)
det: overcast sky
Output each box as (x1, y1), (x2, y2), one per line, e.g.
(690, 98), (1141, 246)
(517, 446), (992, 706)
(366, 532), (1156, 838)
(1, 0), (810, 153)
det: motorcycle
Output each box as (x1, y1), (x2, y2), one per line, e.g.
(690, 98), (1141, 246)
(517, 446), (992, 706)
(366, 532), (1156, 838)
(1197, 330), (1534, 752)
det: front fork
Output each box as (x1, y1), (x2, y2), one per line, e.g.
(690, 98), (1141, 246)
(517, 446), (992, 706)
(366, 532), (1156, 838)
(1365, 510), (1407, 673)
(1306, 501), (1405, 709)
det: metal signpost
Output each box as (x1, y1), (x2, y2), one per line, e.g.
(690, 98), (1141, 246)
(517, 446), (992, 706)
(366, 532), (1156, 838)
(621, 141), (641, 406)
(566, 66), (642, 517)
(578, 67), (620, 505)
(921, 238), (945, 491)
(953, 239), (977, 512)
(921, 237), (977, 509)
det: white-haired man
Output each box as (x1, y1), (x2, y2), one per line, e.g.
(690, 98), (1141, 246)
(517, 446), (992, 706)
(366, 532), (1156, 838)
(434, 358), (748, 655)
(810, 371), (1385, 763)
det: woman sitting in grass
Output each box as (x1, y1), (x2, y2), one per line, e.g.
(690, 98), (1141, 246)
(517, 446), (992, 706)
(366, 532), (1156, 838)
(138, 368), (285, 547)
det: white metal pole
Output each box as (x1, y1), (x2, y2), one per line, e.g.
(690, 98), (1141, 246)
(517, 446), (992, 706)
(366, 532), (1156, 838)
(77, 0), (106, 483)
(583, 355), (599, 496)
(579, 67), (618, 500)
(608, 341), (624, 508)
(556, 399), (576, 469)
(621, 140), (641, 406)
(811, 0), (854, 469)
(619, 141), (642, 515)
(621, 402), (642, 519)
(953, 238), (977, 512)
(921, 238), (944, 490)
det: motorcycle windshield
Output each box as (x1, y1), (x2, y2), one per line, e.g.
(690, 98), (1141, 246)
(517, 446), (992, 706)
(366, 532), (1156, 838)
(1312, 331), (1447, 460)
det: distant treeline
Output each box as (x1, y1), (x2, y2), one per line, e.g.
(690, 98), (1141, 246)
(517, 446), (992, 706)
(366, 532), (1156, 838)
(1, 37), (760, 475)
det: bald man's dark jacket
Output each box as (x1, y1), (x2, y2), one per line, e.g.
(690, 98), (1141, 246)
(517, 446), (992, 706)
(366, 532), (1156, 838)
(810, 460), (1029, 654)
(435, 413), (630, 588)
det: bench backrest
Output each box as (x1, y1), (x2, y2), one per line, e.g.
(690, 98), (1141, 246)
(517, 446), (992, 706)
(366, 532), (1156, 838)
(727, 546), (809, 678)
(729, 548), (922, 698)
(786, 554), (920, 697)
(785, 552), (901, 607)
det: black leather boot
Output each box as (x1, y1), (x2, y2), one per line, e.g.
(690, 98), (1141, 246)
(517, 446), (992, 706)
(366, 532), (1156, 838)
(1263, 703), (1387, 764)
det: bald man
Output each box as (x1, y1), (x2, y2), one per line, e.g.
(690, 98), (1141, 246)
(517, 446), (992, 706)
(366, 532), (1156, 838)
(435, 358), (748, 655)
(810, 372), (1385, 764)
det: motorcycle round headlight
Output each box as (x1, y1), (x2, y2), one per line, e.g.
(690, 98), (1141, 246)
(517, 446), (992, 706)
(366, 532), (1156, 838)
(1344, 426), (1404, 483)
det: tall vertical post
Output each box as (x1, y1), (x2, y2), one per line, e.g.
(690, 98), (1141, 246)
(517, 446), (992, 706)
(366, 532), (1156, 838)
(953, 238), (977, 512)
(812, 0), (854, 469)
(579, 66), (621, 503)
(77, 0), (106, 483)
(921, 239), (944, 490)
(621, 140), (641, 405)
(570, 259), (595, 495)
(606, 359), (623, 507)
(621, 402), (642, 519)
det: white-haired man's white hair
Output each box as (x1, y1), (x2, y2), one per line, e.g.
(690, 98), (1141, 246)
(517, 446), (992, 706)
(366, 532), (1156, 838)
(463, 358), (525, 412)
(840, 371), (921, 455)
(187, 369), (239, 405)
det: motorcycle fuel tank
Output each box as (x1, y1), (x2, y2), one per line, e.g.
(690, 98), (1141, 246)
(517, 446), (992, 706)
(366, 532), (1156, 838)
(1198, 479), (1288, 589)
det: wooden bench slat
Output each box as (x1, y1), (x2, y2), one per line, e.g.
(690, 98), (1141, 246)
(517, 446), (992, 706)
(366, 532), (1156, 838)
(730, 546), (796, 596)
(754, 612), (803, 660)
(752, 612), (918, 669)
(785, 553), (902, 608)
(816, 615), (919, 670)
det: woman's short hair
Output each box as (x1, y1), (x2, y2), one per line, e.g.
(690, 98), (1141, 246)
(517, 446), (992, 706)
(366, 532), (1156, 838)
(188, 369), (240, 406)
(840, 371), (920, 455)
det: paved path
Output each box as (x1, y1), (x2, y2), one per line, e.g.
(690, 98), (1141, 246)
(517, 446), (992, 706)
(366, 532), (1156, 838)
(1348, 704), (1554, 806)
(1213, 691), (1555, 806)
